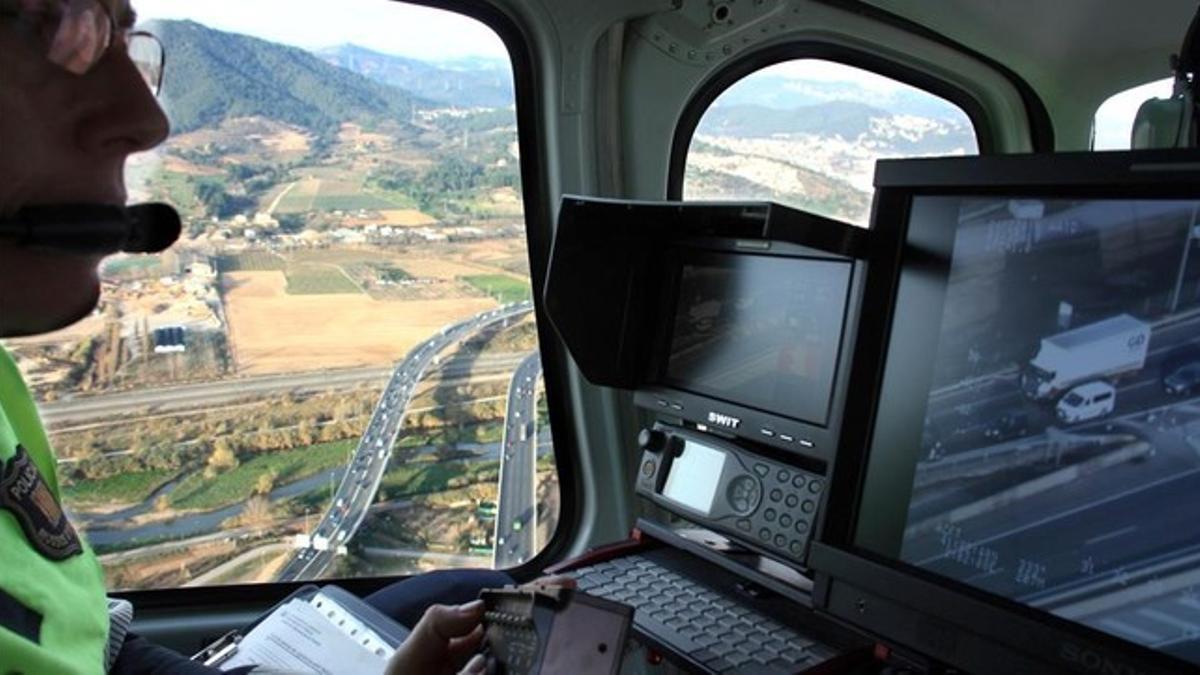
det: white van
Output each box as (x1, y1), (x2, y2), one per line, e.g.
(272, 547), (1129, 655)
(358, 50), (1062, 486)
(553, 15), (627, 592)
(1056, 381), (1116, 423)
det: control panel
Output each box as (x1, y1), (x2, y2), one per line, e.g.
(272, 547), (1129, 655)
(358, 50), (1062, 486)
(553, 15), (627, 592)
(480, 584), (631, 675)
(635, 424), (825, 564)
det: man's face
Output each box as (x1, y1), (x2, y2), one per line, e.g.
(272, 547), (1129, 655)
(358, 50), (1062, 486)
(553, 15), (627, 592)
(0, 0), (169, 337)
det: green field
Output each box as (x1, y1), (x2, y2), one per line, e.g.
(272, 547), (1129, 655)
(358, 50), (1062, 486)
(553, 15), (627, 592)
(63, 469), (176, 507)
(378, 459), (500, 497)
(218, 251), (286, 272)
(285, 264), (361, 294)
(101, 255), (163, 277)
(169, 439), (356, 511)
(396, 422), (505, 449)
(373, 263), (412, 283)
(276, 175), (408, 213)
(462, 274), (531, 303)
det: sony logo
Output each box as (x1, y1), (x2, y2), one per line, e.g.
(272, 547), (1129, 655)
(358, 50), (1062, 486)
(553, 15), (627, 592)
(1059, 643), (1146, 675)
(706, 411), (741, 429)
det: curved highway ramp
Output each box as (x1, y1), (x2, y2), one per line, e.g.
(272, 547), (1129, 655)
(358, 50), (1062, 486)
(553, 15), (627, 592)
(275, 302), (533, 581)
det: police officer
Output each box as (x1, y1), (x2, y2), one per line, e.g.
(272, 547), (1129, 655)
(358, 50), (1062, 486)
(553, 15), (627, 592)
(0, 1), (538, 672)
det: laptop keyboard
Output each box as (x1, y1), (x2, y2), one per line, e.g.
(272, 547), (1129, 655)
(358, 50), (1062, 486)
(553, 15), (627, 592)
(573, 555), (835, 673)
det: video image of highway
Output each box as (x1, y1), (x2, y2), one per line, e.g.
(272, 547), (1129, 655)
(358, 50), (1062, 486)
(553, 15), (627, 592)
(665, 255), (850, 424)
(898, 197), (1200, 665)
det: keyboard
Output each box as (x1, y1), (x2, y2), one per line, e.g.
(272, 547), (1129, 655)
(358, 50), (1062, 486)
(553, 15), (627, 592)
(573, 555), (835, 674)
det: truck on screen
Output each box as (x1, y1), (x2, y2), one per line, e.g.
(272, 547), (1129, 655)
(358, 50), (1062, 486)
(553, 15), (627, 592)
(1021, 314), (1150, 400)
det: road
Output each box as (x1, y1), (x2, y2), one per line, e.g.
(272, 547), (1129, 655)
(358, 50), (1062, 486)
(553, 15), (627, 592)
(39, 353), (531, 427)
(920, 312), (1200, 462)
(185, 542), (293, 586)
(275, 302), (534, 581)
(493, 352), (541, 568)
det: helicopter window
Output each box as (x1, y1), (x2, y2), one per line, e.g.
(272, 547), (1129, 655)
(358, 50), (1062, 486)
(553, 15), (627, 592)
(3, 0), (560, 590)
(682, 59), (978, 227)
(1093, 77), (1174, 150)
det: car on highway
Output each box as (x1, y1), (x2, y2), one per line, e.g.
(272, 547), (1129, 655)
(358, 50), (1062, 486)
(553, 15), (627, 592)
(1056, 381), (1117, 424)
(1163, 361), (1200, 396)
(982, 411), (1031, 441)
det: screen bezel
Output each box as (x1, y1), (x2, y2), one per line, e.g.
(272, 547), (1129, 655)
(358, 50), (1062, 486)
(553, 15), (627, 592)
(815, 150), (1200, 675)
(655, 245), (855, 429)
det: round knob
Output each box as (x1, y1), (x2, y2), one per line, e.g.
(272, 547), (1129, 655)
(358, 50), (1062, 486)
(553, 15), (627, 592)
(638, 428), (668, 453)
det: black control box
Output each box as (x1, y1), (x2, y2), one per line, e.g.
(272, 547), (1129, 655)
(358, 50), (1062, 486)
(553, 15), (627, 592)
(635, 423), (824, 564)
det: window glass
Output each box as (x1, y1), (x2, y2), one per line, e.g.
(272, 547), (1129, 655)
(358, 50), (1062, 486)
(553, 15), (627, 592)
(4, 0), (558, 590)
(1093, 77), (1174, 150)
(684, 60), (978, 227)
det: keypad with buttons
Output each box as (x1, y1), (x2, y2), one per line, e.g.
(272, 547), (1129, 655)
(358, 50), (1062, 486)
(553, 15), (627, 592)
(733, 456), (825, 564)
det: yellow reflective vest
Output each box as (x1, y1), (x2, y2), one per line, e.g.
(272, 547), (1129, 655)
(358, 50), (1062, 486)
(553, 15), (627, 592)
(0, 346), (109, 674)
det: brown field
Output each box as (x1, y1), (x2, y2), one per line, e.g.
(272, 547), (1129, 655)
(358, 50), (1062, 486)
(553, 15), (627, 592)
(374, 209), (438, 226)
(162, 155), (223, 176)
(223, 272), (496, 375)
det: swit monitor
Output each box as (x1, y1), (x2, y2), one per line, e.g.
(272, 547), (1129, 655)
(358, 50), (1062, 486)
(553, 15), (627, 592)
(661, 249), (851, 430)
(545, 197), (867, 565)
(545, 197), (868, 463)
(637, 237), (860, 463)
(810, 149), (1200, 675)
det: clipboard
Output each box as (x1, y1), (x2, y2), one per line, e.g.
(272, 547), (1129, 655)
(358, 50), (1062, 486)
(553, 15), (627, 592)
(191, 584), (411, 668)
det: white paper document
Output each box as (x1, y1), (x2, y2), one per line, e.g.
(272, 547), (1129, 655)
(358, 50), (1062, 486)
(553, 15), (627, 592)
(221, 595), (396, 672)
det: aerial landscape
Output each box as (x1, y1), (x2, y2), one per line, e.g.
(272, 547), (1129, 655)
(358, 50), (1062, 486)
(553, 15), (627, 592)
(3, 16), (975, 590)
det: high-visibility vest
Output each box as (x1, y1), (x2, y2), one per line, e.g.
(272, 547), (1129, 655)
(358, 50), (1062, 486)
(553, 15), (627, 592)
(0, 346), (109, 675)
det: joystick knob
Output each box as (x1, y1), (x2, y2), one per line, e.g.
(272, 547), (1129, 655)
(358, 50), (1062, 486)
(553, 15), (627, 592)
(638, 428), (668, 453)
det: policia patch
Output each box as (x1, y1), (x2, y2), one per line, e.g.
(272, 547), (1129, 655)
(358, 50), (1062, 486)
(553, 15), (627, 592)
(0, 445), (82, 560)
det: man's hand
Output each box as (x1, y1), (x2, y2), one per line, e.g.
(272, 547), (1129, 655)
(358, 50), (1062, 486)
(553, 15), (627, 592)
(385, 600), (487, 675)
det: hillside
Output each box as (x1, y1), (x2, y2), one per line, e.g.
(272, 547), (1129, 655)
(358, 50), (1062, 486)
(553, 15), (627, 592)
(316, 44), (514, 109)
(150, 20), (428, 133)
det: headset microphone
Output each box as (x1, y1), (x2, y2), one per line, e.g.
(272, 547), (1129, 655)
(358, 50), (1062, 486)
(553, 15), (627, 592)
(0, 202), (182, 254)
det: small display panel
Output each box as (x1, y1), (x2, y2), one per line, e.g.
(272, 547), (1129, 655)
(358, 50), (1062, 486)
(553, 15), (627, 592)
(665, 253), (851, 426)
(662, 440), (728, 514)
(857, 196), (1200, 666)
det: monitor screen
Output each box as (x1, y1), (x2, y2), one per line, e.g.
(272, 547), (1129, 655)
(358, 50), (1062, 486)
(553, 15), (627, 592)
(661, 440), (728, 514)
(664, 252), (851, 426)
(856, 195), (1200, 666)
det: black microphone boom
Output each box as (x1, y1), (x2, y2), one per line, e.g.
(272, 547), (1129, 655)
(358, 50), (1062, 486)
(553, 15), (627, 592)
(0, 202), (182, 254)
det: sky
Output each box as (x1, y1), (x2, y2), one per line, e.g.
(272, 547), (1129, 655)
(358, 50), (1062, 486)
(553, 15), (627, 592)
(135, 0), (509, 60)
(1093, 78), (1175, 150)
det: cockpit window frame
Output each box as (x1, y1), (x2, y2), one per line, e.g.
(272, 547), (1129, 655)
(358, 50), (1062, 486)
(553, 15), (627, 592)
(111, 0), (580, 611)
(668, 41), (999, 203)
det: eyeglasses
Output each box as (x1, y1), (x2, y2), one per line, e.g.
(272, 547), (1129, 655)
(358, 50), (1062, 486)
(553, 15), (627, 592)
(0, 0), (164, 96)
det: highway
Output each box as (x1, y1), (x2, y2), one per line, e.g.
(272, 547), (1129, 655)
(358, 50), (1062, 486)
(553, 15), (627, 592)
(493, 351), (541, 568)
(39, 353), (531, 427)
(275, 302), (534, 581)
(920, 312), (1200, 462)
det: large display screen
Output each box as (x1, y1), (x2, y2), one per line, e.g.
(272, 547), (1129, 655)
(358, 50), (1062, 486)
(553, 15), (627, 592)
(857, 196), (1200, 667)
(664, 252), (851, 426)
(662, 440), (727, 514)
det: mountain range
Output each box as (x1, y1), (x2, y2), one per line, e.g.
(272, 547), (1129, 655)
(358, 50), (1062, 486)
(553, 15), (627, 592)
(315, 44), (514, 108)
(148, 19), (972, 162)
(150, 20), (427, 134)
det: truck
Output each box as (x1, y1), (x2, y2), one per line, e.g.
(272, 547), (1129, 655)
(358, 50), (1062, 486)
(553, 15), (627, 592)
(1021, 314), (1150, 400)
(311, 534), (330, 551)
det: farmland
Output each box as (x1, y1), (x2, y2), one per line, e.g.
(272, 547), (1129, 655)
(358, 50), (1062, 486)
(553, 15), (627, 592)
(221, 270), (496, 374)
(463, 274), (532, 303)
(284, 264), (362, 295)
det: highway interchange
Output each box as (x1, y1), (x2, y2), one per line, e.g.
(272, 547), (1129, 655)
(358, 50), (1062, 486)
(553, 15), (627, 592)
(275, 301), (536, 581)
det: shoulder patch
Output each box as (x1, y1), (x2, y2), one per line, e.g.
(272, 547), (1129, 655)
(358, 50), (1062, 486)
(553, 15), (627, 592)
(0, 445), (82, 561)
